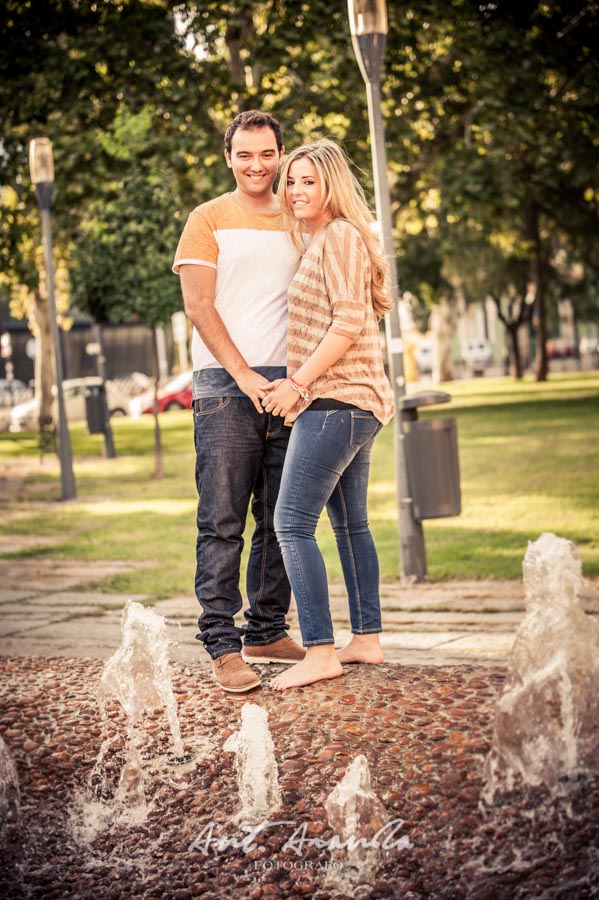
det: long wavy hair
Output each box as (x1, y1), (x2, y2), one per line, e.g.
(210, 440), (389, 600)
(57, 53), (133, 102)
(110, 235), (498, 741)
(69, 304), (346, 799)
(277, 139), (392, 318)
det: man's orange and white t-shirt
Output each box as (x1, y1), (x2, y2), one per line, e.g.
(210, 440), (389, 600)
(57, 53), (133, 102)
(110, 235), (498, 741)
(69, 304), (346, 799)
(173, 193), (301, 396)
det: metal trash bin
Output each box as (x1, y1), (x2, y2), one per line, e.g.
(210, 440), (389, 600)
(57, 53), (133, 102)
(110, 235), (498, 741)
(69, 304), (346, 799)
(85, 383), (106, 435)
(399, 391), (461, 520)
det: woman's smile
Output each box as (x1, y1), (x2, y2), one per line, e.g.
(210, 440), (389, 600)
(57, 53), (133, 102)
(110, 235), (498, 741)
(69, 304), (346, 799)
(286, 158), (332, 234)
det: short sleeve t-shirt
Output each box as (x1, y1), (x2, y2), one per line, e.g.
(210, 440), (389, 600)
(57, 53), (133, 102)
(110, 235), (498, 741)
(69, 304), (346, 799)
(173, 194), (301, 387)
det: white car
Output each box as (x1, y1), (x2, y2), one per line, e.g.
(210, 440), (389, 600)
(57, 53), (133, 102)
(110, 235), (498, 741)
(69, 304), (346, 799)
(9, 377), (129, 433)
(580, 336), (599, 355)
(0, 378), (29, 407)
(462, 338), (493, 374)
(129, 370), (193, 419)
(415, 340), (434, 375)
(0, 377), (27, 394)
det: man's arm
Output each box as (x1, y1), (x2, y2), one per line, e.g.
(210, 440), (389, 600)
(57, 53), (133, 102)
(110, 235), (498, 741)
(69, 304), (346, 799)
(179, 264), (269, 413)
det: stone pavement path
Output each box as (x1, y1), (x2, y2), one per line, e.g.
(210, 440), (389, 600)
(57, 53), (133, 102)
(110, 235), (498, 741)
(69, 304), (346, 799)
(1, 534), (597, 667)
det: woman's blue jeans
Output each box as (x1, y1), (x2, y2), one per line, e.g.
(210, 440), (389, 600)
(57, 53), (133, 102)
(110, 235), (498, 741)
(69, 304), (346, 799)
(274, 409), (383, 647)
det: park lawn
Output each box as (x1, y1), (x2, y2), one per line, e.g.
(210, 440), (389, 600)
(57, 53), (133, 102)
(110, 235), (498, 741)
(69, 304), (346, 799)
(365, 371), (599, 580)
(0, 371), (597, 598)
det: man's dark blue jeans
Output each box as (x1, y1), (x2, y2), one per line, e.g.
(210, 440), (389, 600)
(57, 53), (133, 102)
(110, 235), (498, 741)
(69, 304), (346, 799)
(192, 396), (291, 660)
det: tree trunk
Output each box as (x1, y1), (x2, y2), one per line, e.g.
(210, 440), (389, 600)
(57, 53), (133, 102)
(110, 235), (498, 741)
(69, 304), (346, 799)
(151, 328), (164, 480)
(529, 203), (549, 382)
(431, 299), (454, 383)
(508, 325), (523, 379)
(491, 292), (531, 381)
(572, 306), (581, 364)
(31, 289), (54, 429)
(225, 7), (256, 107)
(93, 323), (116, 458)
(533, 281), (549, 381)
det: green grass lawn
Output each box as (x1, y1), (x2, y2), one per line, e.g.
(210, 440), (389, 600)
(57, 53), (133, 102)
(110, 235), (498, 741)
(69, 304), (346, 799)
(1, 371), (597, 598)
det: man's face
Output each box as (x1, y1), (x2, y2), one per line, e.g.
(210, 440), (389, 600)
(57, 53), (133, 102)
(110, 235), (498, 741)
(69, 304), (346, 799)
(225, 126), (283, 199)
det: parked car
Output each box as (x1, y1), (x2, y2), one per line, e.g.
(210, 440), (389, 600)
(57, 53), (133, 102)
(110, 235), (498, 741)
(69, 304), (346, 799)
(415, 340), (434, 375)
(546, 338), (575, 359)
(0, 377), (27, 394)
(110, 371), (152, 396)
(0, 378), (29, 406)
(129, 370), (193, 418)
(9, 377), (129, 432)
(462, 338), (493, 375)
(580, 336), (599, 356)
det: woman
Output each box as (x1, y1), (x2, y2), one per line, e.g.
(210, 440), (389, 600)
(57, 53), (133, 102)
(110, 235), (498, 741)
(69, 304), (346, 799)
(261, 139), (394, 691)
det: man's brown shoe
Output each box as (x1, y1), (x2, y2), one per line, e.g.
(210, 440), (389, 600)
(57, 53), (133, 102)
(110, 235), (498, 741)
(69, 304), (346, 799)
(242, 636), (306, 665)
(211, 652), (261, 693)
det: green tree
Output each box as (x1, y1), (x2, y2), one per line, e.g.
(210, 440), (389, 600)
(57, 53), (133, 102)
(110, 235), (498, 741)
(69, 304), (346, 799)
(71, 109), (184, 476)
(0, 185), (72, 435)
(2, 0), (597, 407)
(383, 0), (599, 381)
(0, 0), (198, 426)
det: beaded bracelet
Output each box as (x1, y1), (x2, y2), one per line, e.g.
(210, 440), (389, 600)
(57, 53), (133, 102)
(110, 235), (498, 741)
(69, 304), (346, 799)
(288, 376), (311, 402)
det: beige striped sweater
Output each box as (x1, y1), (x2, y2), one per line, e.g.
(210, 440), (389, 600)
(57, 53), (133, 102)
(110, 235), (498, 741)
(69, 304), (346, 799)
(286, 218), (395, 426)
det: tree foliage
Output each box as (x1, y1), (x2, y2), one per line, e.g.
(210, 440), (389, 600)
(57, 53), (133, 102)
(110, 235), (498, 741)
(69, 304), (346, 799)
(382, 0), (599, 377)
(0, 0), (597, 390)
(70, 109), (183, 328)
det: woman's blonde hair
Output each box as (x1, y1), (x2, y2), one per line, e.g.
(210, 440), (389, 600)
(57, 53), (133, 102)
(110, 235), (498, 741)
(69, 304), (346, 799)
(277, 139), (392, 317)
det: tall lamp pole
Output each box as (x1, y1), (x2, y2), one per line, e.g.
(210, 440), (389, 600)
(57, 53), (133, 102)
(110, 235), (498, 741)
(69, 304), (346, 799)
(29, 138), (77, 501)
(348, 0), (426, 579)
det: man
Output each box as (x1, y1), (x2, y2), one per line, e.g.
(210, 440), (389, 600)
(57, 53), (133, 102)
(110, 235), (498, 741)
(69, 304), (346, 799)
(173, 110), (305, 693)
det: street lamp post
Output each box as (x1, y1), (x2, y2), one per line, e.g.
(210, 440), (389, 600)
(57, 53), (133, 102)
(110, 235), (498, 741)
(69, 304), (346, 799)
(348, 0), (426, 580)
(29, 138), (77, 500)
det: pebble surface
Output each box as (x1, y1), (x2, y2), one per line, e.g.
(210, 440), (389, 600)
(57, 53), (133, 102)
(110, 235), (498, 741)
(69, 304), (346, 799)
(0, 655), (597, 899)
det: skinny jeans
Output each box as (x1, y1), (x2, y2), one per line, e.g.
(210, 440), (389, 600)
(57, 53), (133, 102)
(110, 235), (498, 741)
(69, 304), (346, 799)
(274, 408), (383, 646)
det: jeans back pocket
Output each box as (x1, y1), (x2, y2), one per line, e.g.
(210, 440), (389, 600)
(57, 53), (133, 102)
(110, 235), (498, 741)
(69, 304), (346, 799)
(349, 411), (382, 451)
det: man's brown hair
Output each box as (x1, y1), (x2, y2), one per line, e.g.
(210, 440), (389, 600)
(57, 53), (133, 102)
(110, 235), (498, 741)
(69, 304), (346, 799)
(224, 110), (284, 155)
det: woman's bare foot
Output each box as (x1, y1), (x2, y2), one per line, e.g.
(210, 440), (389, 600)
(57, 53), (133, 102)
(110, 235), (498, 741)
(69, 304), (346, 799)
(270, 646), (343, 691)
(336, 634), (384, 664)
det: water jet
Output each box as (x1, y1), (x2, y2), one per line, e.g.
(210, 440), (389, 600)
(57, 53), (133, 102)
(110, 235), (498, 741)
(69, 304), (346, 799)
(324, 754), (389, 889)
(224, 702), (281, 823)
(483, 532), (599, 801)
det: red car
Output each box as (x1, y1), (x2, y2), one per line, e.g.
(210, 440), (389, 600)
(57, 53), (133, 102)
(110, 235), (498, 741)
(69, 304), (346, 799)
(129, 370), (193, 417)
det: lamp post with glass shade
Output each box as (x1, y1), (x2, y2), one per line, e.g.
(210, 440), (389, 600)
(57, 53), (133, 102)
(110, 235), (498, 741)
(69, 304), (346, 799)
(348, 0), (426, 579)
(29, 138), (77, 501)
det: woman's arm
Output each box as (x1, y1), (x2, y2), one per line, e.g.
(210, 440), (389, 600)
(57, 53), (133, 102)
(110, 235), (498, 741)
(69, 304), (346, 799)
(262, 331), (354, 418)
(262, 223), (365, 418)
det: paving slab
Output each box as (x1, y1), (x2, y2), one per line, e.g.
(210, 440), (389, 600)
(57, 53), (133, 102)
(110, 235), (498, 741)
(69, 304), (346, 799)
(0, 609), (101, 637)
(16, 590), (148, 609)
(0, 558), (149, 592)
(379, 630), (471, 650)
(153, 596), (200, 616)
(0, 534), (63, 555)
(437, 633), (517, 654)
(0, 617), (125, 659)
(0, 589), (41, 603)
(381, 610), (525, 627)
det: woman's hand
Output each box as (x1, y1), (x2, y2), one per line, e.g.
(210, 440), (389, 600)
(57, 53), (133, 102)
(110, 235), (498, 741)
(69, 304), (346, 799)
(262, 378), (286, 393)
(261, 379), (300, 418)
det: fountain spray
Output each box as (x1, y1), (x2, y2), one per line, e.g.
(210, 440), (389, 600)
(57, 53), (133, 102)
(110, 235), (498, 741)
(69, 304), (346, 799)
(483, 532), (599, 801)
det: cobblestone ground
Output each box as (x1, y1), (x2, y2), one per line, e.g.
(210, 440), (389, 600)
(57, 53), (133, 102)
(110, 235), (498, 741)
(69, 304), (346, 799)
(1, 656), (597, 899)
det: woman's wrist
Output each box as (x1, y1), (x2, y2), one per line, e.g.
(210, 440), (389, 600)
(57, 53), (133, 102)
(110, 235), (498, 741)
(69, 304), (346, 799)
(291, 370), (312, 389)
(287, 375), (311, 402)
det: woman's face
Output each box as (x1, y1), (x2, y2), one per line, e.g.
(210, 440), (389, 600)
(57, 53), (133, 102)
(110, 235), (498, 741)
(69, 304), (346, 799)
(286, 158), (331, 233)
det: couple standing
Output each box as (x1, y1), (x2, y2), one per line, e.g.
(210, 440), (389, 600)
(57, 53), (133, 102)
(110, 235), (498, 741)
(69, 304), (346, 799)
(173, 110), (394, 694)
